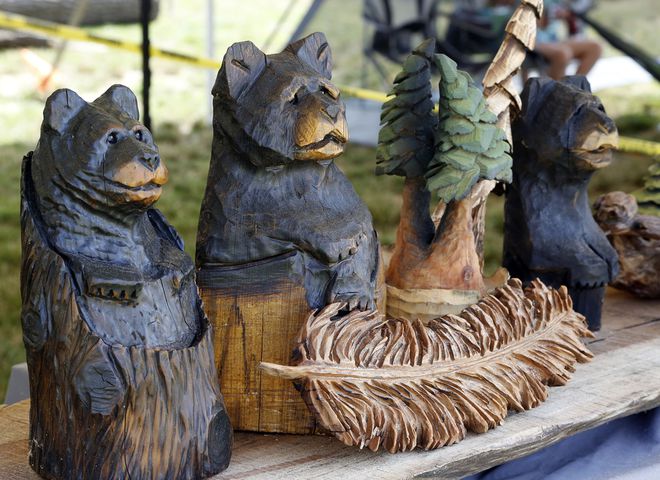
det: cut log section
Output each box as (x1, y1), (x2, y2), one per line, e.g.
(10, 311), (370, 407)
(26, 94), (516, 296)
(198, 253), (320, 434)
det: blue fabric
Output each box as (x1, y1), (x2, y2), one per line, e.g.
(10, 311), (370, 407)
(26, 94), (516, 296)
(465, 408), (660, 480)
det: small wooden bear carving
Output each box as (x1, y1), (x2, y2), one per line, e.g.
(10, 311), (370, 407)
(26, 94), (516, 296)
(594, 191), (660, 299)
(503, 76), (619, 330)
(197, 32), (378, 310)
(21, 85), (231, 479)
(196, 33), (380, 433)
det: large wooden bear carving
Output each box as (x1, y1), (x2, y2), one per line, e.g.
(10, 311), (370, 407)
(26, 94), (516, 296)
(503, 76), (619, 331)
(196, 33), (380, 433)
(21, 85), (231, 479)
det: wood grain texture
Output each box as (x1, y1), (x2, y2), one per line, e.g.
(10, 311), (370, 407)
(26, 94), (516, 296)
(2, 291), (659, 480)
(467, 0), (542, 266)
(20, 86), (231, 479)
(199, 262), (318, 434)
(261, 279), (593, 453)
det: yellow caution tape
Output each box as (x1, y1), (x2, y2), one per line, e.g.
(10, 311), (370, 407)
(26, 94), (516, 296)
(0, 11), (220, 68)
(617, 136), (660, 157)
(1, 10), (658, 157)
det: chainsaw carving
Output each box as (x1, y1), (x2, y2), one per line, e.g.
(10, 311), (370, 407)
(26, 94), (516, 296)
(504, 76), (620, 330)
(594, 191), (660, 299)
(196, 32), (380, 433)
(262, 279), (593, 453)
(378, 0), (542, 318)
(21, 85), (231, 479)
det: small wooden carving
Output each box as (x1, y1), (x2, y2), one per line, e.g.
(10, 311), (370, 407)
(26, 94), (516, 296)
(503, 76), (620, 331)
(262, 279), (593, 453)
(378, 44), (512, 315)
(594, 191), (660, 298)
(196, 33), (381, 433)
(21, 86), (231, 479)
(378, 0), (542, 317)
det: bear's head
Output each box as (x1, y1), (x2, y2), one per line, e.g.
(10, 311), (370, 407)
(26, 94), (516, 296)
(32, 85), (168, 214)
(514, 76), (618, 174)
(212, 32), (348, 167)
(594, 191), (638, 233)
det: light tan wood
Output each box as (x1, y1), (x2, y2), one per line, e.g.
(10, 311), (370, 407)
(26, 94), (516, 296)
(2, 290), (659, 479)
(387, 267), (509, 319)
(201, 281), (318, 434)
(261, 280), (593, 453)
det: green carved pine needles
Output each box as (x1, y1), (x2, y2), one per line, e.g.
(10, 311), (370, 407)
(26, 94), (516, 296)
(376, 41), (512, 203)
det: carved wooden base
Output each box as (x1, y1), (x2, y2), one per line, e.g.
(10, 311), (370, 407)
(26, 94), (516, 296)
(198, 250), (387, 435)
(198, 254), (319, 434)
(262, 279), (593, 453)
(386, 268), (510, 320)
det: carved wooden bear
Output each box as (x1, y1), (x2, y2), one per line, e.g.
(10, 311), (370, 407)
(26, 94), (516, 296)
(196, 33), (380, 433)
(503, 76), (619, 331)
(21, 85), (231, 479)
(197, 32), (378, 310)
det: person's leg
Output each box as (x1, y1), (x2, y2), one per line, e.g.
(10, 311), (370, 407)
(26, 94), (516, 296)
(535, 42), (572, 79)
(565, 38), (602, 76)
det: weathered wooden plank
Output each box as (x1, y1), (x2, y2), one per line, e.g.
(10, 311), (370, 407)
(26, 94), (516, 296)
(2, 291), (659, 480)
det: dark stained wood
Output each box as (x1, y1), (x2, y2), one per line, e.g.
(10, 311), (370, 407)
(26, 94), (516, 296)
(504, 76), (620, 331)
(20, 86), (231, 479)
(2, 291), (658, 480)
(196, 33), (381, 433)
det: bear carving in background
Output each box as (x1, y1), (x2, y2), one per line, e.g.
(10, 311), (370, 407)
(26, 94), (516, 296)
(594, 191), (660, 299)
(196, 32), (379, 311)
(21, 85), (231, 479)
(503, 76), (619, 331)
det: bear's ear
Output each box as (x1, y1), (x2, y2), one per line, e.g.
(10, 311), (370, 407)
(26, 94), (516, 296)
(214, 40), (267, 100)
(561, 75), (592, 93)
(519, 76), (553, 122)
(43, 88), (87, 134)
(95, 84), (140, 120)
(287, 32), (332, 79)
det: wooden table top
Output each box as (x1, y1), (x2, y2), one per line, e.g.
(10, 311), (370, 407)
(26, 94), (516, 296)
(2, 289), (659, 479)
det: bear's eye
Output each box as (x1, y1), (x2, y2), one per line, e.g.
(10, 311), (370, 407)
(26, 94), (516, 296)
(107, 132), (119, 145)
(134, 130), (144, 142)
(320, 85), (338, 99)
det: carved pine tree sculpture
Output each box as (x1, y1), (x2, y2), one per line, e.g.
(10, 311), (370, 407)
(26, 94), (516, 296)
(382, 50), (511, 317)
(425, 54), (512, 291)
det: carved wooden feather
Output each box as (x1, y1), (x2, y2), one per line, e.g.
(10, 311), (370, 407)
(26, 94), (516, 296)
(261, 279), (593, 453)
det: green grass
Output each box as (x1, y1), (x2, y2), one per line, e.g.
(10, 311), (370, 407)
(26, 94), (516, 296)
(0, 0), (658, 399)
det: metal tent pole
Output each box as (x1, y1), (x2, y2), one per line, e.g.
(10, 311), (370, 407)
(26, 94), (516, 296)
(140, 0), (152, 130)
